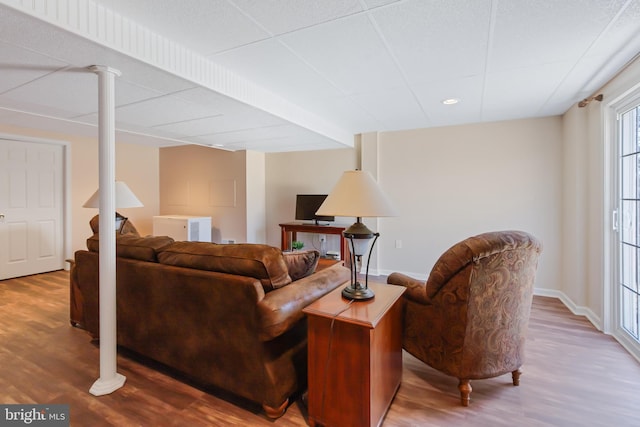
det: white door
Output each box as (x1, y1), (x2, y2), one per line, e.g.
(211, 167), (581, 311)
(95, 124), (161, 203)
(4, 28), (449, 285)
(614, 96), (640, 360)
(0, 139), (64, 280)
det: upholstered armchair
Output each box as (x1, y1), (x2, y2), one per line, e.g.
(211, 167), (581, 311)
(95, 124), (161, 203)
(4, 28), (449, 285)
(387, 230), (542, 406)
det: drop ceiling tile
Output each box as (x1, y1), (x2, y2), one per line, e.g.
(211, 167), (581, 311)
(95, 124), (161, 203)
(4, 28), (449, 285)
(115, 58), (198, 95)
(150, 115), (229, 137)
(0, 41), (69, 94)
(0, 8), (74, 57)
(3, 0), (640, 152)
(1, 66), (168, 120)
(490, 0), (627, 72)
(222, 137), (286, 151)
(71, 113), (98, 126)
(190, 124), (300, 146)
(412, 75), (484, 128)
(73, 111), (189, 142)
(0, 68), (99, 117)
(112, 80), (166, 107)
(0, 5), (193, 97)
(187, 122), (350, 152)
(585, 0), (640, 58)
(0, 109), (98, 138)
(350, 85), (429, 131)
(483, 62), (574, 119)
(279, 13), (402, 95)
(0, 7), (126, 71)
(298, 95), (382, 133)
(115, 95), (223, 127)
(171, 87), (256, 115)
(536, 100), (576, 118)
(210, 38), (345, 104)
(2, 26), (198, 95)
(544, 56), (608, 107)
(218, 130), (346, 152)
(115, 130), (185, 148)
(153, 109), (286, 136)
(371, 0), (492, 85)
(363, 0), (403, 8)
(0, 97), (88, 120)
(231, 0), (363, 36)
(96, 0), (269, 56)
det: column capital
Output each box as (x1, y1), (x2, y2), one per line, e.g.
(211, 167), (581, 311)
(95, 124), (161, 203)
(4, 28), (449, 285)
(88, 65), (122, 77)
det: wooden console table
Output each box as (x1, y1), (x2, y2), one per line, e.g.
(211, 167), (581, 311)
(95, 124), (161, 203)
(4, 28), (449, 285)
(279, 222), (349, 261)
(303, 282), (405, 427)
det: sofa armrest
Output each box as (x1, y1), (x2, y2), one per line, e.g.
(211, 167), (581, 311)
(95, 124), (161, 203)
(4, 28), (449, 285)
(257, 263), (350, 341)
(387, 272), (429, 304)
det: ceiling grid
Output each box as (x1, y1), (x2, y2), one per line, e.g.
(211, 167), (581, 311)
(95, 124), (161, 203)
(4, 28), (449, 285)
(0, 0), (639, 151)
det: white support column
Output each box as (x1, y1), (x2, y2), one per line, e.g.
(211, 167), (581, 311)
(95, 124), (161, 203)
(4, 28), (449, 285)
(88, 65), (126, 396)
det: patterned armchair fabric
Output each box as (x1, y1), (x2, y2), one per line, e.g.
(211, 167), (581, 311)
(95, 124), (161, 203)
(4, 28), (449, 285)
(387, 230), (542, 406)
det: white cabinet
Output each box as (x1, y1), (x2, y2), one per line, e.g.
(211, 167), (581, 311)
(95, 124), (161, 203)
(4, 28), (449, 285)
(153, 215), (211, 242)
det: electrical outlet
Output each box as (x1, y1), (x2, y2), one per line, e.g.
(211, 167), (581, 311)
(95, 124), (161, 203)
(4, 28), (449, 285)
(319, 234), (326, 242)
(395, 239), (402, 249)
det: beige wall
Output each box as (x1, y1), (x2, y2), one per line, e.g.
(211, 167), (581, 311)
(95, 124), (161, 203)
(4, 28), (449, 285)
(377, 118), (563, 292)
(265, 147), (358, 251)
(561, 105), (590, 310)
(0, 124), (159, 257)
(70, 133), (159, 243)
(561, 56), (640, 328)
(266, 118), (563, 295)
(246, 150), (266, 243)
(159, 144), (252, 243)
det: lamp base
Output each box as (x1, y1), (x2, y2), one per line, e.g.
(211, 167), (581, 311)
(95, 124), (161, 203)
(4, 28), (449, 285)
(342, 282), (375, 300)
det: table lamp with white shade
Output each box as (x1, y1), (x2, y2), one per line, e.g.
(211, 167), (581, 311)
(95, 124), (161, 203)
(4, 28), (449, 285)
(83, 181), (143, 233)
(316, 170), (397, 300)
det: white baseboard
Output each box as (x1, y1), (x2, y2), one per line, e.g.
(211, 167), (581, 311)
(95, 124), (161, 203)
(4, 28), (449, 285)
(533, 287), (603, 331)
(373, 270), (604, 332)
(373, 271), (633, 359)
(376, 269), (427, 281)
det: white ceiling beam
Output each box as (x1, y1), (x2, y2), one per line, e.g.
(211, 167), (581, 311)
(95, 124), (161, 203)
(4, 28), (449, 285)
(0, 0), (353, 148)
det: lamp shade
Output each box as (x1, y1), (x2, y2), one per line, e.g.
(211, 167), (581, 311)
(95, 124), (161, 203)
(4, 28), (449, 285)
(316, 170), (396, 218)
(83, 181), (144, 208)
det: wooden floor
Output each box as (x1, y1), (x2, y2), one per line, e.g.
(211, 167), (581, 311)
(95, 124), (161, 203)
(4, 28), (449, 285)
(2, 271), (640, 426)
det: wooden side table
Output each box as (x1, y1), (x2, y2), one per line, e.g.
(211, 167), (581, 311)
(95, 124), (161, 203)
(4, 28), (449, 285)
(279, 222), (350, 261)
(303, 282), (405, 427)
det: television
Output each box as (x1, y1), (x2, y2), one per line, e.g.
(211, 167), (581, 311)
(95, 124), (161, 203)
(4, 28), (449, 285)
(295, 194), (334, 224)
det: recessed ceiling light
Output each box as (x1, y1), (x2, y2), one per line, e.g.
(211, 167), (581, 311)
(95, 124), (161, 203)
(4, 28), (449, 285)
(442, 98), (460, 105)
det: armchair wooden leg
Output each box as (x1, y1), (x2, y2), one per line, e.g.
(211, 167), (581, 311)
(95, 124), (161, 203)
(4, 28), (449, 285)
(263, 398), (288, 419)
(458, 379), (472, 406)
(512, 368), (522, 386)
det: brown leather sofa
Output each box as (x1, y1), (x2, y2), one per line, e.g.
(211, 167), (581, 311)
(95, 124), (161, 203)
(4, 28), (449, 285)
(71, 223), (350, 418)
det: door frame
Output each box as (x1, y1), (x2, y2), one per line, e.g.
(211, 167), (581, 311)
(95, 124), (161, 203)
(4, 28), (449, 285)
(0, 132), (72, 271)
(604, 82), (640, 362)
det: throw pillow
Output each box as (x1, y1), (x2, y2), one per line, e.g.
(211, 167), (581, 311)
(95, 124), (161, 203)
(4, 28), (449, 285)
(283, 250), (320, 281)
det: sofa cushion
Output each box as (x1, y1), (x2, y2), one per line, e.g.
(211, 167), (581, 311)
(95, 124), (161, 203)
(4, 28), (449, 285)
(157, 241), (292, 291)
(87, 234), (175, 262)
(283, 250), (320, 281)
